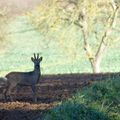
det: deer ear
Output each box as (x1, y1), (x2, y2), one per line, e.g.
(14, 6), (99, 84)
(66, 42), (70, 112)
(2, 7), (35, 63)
(31, 57), (34, 62)
(40, 57), (43, 61)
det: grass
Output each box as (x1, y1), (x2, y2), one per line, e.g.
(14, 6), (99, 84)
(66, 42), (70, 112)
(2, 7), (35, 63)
(70, 78), (120, 120)
(0, 15), (120, 76)
(42, 77), (120, 120)
(43, 102), (110, 120)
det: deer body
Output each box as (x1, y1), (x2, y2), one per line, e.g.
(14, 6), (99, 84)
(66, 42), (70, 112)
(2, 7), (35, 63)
(3, 54), (43, 102)
(6, 71), (40, 86)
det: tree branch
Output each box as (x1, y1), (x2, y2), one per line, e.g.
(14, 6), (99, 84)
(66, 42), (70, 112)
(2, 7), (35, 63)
(81, 7), (94, 61)
(74, 20), (83, 28)
(95, 4), (119, 62)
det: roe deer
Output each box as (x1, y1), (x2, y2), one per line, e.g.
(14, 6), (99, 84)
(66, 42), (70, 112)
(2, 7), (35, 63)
(4, 53), (43, 102)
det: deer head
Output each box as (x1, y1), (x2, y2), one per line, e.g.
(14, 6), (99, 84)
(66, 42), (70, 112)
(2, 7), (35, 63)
(31, 53), (43, 69)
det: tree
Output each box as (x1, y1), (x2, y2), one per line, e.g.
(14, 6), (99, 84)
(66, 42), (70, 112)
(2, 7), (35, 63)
(28, 0), (120, 73)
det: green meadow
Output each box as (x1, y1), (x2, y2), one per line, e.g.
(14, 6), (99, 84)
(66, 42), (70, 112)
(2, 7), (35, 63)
(0, 15), (120, 76)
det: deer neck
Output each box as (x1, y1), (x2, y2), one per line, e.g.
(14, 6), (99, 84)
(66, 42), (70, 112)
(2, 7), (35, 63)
(34, 67), (40, 74)
(33, 66), (41, 83)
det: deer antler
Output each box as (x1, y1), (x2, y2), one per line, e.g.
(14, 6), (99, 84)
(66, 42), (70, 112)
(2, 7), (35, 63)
(37, 53), (39, 59)
(34, 53), (36, 59)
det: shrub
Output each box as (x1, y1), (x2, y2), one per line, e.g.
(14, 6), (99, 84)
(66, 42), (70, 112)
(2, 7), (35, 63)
(71, 78), (120, 120)
(43, 102), (110, 120)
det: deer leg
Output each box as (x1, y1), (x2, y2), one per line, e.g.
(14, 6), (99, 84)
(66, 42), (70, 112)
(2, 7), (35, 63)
(15, 85), (21, 100)
(3, 87), (8, 102)
(31, 85), (37, 102)
(6, 85), (15, 102)
(1, 83), (9, 102)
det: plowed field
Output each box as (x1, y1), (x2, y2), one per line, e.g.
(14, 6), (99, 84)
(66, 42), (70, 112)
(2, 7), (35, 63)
(0, 73), (118, 120)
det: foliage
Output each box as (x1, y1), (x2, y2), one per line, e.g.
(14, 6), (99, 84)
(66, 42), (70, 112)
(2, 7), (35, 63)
(27, 0), (120, 47)
(42, 102), (110, 120)
(71, 78), (120, 120)
(27, 0), (108, 30)
(27, 0), (120, 73)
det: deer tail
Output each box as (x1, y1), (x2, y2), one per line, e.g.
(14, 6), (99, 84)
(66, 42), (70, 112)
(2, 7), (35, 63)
(0, 77), (8, 88)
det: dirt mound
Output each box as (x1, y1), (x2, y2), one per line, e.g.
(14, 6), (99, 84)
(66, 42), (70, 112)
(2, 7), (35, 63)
(0, 102), (57, 120)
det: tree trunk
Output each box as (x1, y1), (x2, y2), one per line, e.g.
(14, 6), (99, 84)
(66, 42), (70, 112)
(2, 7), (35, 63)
(91, 59), (101, 73)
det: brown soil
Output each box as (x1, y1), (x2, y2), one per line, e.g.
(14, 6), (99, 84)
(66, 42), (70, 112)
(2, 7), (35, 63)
(0, 73), (117, 120)
(0, 102), (57, 120)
